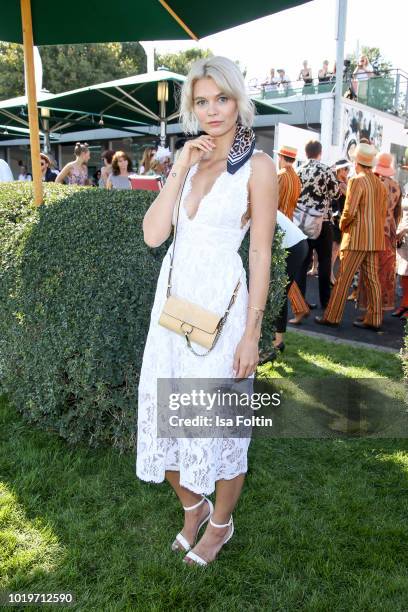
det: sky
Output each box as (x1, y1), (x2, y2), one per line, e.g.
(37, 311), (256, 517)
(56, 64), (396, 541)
(151, 0), (407, 84)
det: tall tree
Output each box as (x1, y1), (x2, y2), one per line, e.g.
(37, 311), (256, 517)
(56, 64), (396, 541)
(0, 43), (25, 100)
(155, 48), (213, 76)
(0, 42), (147, 101)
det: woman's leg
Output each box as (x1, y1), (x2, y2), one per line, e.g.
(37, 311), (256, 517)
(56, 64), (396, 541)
(166, 470), (211, 551)
(331, 240), (340, 284)
(184, 474), (246, 564)
(288, 240), (311, 325)
(307, 249), (318, 275)
(275, 240), (308, 338)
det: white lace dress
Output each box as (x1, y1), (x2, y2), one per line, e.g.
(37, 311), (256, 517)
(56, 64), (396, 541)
(136, 153), (258, 495)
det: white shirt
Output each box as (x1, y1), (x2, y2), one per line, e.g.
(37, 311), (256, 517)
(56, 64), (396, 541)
(0, 159), (14, 182)
(276, 210), (307, 248)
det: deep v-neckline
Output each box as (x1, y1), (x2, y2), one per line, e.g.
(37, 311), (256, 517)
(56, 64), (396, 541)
(182, 163), (227, 221)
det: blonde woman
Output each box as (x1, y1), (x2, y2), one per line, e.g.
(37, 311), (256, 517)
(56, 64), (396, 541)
(136, 56), (277, 566)
(55, 142), (90, 185)
(139, 146), (157, 175)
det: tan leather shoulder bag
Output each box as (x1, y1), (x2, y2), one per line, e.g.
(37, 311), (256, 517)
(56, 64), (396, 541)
(158, 168), (241, 357)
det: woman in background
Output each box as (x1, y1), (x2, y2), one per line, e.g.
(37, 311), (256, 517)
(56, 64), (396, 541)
(139, 146), (157, 175)
(55, 142), (90, 185)
(18, 163), (32, 181)
(394, 190), (408, 319)
(106, 150), (133, 190)
(148, 147), (172, 183)
(330, 160), (350, 284)
(99, 149), (115, 187)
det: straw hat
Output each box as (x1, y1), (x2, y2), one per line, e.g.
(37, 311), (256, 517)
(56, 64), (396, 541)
(274, 145), (298, 159)
(374, 152), (395, 177)
(352, 143), (378, 167)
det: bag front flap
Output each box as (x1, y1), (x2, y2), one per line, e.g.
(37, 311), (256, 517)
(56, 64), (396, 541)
(296, 203), (324, 218)
(162, 295), (221, 334)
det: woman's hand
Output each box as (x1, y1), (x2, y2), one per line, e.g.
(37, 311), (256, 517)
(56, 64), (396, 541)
(232, 334), (259, 379)
(175, 135), (216, 169)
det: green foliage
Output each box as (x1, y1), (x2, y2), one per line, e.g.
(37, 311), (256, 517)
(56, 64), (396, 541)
(0, 42), (24, 100)
(1, 336), (406, 609)
(39, 42), (146, 94)
(0, 42), (146, 100)
(401, 323), (408, 380)
(155, 48), (213, 76)
(0, 183), (161, 451)
(0, 183), (287, 451)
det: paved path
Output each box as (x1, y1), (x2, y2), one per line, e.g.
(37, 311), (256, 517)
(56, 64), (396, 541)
(288, 276), (405, 352)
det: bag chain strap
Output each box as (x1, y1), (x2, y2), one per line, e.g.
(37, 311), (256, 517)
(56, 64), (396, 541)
(184, 279), (241, 357)
(167, 166), (241, 357)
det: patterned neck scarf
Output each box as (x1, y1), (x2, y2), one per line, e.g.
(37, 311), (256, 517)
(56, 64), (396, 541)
(227, 124), (256, 175)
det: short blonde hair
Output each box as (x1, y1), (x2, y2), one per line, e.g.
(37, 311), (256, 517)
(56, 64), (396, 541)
(179, 56), (255, 134)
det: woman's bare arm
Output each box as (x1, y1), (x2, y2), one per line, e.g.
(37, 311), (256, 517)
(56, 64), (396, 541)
(55, 162), (73, 184)
(245, 152), (278, 342)
(142, 163), (189, 247)
(232, 152), (277, 379)
(142, 136), (215, 248)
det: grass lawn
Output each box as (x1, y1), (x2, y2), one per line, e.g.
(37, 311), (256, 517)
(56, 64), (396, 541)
(1, 332), (407, 611)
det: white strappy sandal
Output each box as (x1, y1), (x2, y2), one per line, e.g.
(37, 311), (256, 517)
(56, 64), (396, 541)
(182, 514), (234, 566)
(171, 496), (214, 553)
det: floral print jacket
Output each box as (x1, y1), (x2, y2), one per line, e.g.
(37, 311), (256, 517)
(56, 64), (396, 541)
(297, 159), (340, 222)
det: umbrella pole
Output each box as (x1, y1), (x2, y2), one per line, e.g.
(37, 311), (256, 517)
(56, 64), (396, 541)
(20, 0), (43, 206)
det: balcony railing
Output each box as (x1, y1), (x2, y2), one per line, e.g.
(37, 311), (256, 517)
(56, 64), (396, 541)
(249, 69), (408, 118)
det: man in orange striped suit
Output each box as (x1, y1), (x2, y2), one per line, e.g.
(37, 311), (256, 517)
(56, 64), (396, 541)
(276, 145), (310, 324)
(315, 143), (387, 331)
(277, 145), (302, 218)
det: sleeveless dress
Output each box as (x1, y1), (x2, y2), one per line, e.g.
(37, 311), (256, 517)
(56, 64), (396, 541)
(67, 164), (88, 186)
(136, 153), (259, 495)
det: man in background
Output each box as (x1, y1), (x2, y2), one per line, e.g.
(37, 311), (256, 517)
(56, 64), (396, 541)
(315, 143), (387, 331)
(275, 144), (310, 325)
(294, 140), (340, 309)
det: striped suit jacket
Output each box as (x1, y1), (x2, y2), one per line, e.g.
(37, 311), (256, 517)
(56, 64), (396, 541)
(278, 165), (302, 220)
(340, 171), (387, 251)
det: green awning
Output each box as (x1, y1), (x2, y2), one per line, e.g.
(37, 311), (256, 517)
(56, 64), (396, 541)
(1, 1), (313, 45)
(253, 98), (289, 115)
(37, 70), (186, 127)
(0, 92), (149, 135)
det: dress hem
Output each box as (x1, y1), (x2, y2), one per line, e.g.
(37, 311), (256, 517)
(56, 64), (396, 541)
(136, 469), (248, 496)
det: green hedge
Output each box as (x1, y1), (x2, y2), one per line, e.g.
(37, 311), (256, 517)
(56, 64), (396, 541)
(0, 183), (286, 451)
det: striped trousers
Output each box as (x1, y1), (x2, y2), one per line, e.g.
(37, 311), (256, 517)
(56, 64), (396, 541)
(323, 250), (382, 327)
(288, 281), (310, 315)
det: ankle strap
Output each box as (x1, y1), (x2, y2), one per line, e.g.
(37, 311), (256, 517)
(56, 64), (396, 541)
(210, 515), (232, 529)
(183, 496), (206, 511)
